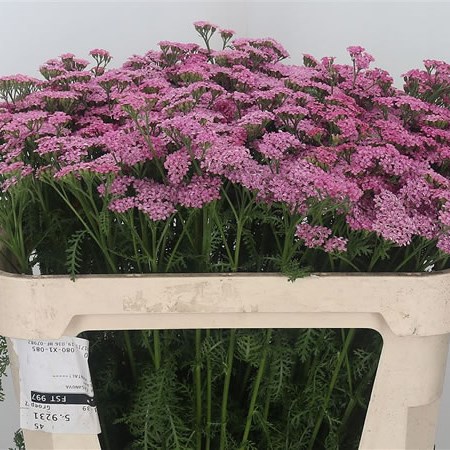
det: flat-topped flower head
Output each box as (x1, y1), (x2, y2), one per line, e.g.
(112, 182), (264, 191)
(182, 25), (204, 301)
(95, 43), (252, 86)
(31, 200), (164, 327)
(0, 75), (41, 104)
(60, 53), (76, 60)
(220, 28), (235, 39)
(89, 48), (111, 65)
(90, 49), (111, 59)
(193, 21), (218, 32)
(347, 46), (375, 70)
(1, 23), (450, 260)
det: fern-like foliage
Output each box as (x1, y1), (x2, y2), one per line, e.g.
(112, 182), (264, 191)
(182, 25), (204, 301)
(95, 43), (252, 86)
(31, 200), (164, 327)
(352, 349), (374, 379)
(236, 330), (266, 367)
(201, 333), (227, 378)
(98, 207), (111, 238)
(84, 326), (382, 450)
(266, 336), (295, 401)
(295, 329), (325, 363)
(65, 230), (88, 280)
(0, 335), (9, 402)
(120, 366), (193, 449)
(8, 429), (25, 450)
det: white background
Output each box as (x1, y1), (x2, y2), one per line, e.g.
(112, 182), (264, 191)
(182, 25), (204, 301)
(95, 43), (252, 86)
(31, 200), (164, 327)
(0, 2), (450, 448)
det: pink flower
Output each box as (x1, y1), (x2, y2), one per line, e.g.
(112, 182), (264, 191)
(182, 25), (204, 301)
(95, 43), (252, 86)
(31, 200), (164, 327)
(90, 49), (111, 59)
(98, 176), (135, 197)
(437, 234), (450, 255)
(219, 28), (235, 40)
(203, 141), (251, 175)
(109, 197), (136, 214)
(164, 148), (191, 184)
(257, 131), (299, 160)
(324, 237), (348, 253)
(295, 223), (332, 248)
(1, 25), (450, 260)
(372, 190), (417, 246)
(439, 206), (450, 227)
(133, 179), (176, 221)
(176, 175), (221, 208)
(347, 46), (375, 70)
(193, 21), (218, 31)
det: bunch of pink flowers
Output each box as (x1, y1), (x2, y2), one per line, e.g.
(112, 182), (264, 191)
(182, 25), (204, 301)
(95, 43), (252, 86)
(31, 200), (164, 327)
(0, 21), (449, 257)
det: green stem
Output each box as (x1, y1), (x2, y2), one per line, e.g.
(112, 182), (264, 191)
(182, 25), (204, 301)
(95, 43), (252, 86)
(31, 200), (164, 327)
(165, 212), (196, 272)
(307, 329), (356, 450)
(50, 181), (116, 272)
(150, 222), (158, 272)
(339, 354), (379, 439)
(341, 329), (353, 396)
(139, 211), (149, 255)
(303, 330), (327, 389)
(123, 331), (137, 380)
(195, 329), (202, 450)
(212, 207), (234, 265)
(129, 211), (143, 273)
(154, 330), (161, 370)
(9, 193), (28, 273)
(143, 404), (150, 450)
(142, 330), (155, 366)
(131, 115), (166, 180)
(239, 364), (253, 401)
(281, 212), (293, 265)
(155, 216), (175, 271)
(234, 222), (243, 271)
(120, 210), (155, 272)
(202, 206), (212, 270)
(205, 329), (212, 450)
(240, 329), (272, 447)
(335, 254), (362, 272)
(393, 240), (428, 271)
(219, 329), (237, 450)
(262, 362), (273, 424)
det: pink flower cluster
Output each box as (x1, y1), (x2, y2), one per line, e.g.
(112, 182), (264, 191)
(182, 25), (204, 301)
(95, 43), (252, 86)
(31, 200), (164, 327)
(1, 23), (449, 255)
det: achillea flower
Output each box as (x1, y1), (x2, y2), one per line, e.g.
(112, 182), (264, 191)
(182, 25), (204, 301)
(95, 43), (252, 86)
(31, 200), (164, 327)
(159, 41), (200, 54)
(439, 206), (450, 227)
(257, 131), (299, 160)
(324, 236), (348, 253)
(98, 176), (135, 197)
(193, 21), (218, 32)
(1, 23), (450, 256)
(0, 160), (27, 175)
(233, 37), (289, 62)
(372, 190), (417, 246)
(437, 234), (450, 254)
(89, 49), (111, 59)
(133, 180), (176, 221)
(176, 175), (221, 208)
(164, 147), (191, 184)
(295, 223), (332, 248)
(0, 74), (40, 84)
(347, 46), (375, 70)
(219, 28), (235, 42)
(109, 197), (136, 214)
(238, 110), (274, 129)
(213, 98), (237, 122)
(203, 141), (251, 175)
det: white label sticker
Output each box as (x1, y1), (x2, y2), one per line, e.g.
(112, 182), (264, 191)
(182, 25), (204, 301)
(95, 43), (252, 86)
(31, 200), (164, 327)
(11, 336), (101, 434)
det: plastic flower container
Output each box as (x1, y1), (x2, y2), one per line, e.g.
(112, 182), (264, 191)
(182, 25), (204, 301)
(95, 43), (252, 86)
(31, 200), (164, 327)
(1, 267), (449, 450)
(1, 20), (449, 450)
